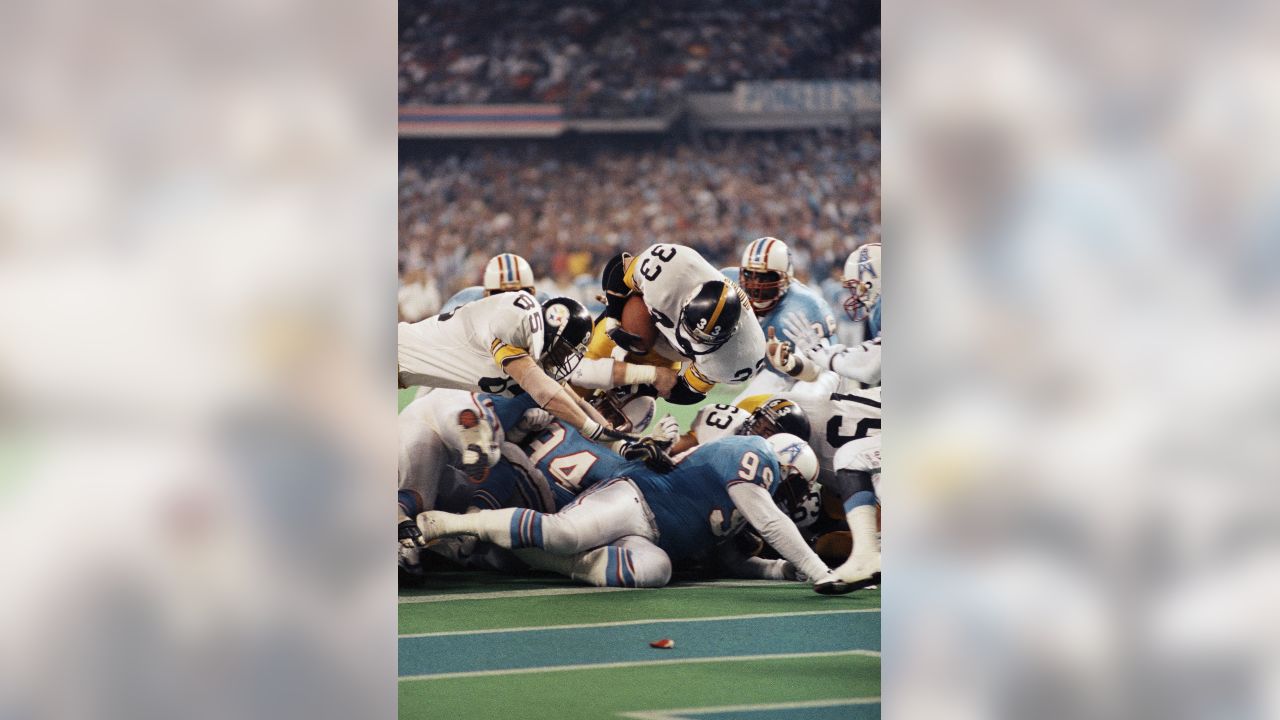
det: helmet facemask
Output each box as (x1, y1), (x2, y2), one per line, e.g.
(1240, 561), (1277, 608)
(740, 269), (789, 314)
(842, 277), (874, 322)
(540, 335), (586, 382)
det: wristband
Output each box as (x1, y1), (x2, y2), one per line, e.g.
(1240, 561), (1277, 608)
(622, 363), (658, 385)
(581, 418), (603, 441)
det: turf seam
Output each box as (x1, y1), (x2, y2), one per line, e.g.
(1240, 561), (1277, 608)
(399, 608), (880, 638)
(398, 649), (881, 681)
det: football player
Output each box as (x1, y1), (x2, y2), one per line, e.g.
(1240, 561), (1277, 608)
(770, 378), (882, 594)
(844, 242), (882, 340)
(397, 389), (556, 573)
(600, 243), (768, 404)
(439, 253), (550, 313)
(398, 293), (627, 444)
(721, 237), (839, 398)
(668, 397), (812, 454)
(416, 434), (832, 589)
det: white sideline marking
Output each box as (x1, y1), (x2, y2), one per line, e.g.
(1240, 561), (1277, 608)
(399, 579), (796, 604)
(617, 697), (881, 720)
(400, 608), (879, 638)
(398, 649), (880, 681)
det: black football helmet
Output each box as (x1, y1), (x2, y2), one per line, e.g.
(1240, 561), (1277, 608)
(540, 297), (593, 382)
(676, 280), (744, 355)
(738, 397), (811, 441)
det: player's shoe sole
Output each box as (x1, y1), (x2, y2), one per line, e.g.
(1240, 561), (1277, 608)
(813, 571), (881, 595)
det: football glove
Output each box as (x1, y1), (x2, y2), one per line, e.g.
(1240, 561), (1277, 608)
(781, 312), (827, 358)
(647, 414), (681, 445)
(621, 436), (676, 473)
(508, 408), (554, 443)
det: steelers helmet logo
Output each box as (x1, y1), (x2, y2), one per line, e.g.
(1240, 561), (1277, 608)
(546, 303), (570, 328)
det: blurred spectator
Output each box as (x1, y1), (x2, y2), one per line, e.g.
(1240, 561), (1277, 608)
(399, 129), (881, 299)
(399, 0), (880, 117)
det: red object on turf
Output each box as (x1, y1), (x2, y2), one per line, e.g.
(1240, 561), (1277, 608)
(621, 295), (657, 352)
(649, 638), (675, 649)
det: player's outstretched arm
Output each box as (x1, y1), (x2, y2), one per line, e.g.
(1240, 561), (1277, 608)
(727, 482), (830, 583)
(505, 356), (625, 443)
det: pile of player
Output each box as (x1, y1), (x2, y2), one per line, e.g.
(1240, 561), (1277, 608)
(396, 237), (882, 595)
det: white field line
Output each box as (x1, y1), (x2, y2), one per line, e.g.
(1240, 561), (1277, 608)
(398, 579), (797, 604)
(398, 649), (881, 682)
(616, 697), (881, 720)
(400, 608), (880, 638)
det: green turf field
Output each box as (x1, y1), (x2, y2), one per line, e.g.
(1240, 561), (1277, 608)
(397, 387), (880, 718)
(399, 572), (880, 719)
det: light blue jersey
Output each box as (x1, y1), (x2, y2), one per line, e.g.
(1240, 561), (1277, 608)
(441, 286), (551, 314)
(721, 267), (838, 376)
(630, 435), (782, 562)
(867, 296), (881, 339)
(525, 419), (635, 509)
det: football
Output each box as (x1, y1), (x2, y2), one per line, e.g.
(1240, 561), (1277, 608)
(620, 294), (658, 353)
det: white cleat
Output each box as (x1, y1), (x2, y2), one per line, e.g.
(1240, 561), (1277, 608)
(814, 552), (881, 595)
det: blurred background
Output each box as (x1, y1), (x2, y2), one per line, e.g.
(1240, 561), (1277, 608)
(396, 0), (880, 321)
(3, 0), (1280, 718)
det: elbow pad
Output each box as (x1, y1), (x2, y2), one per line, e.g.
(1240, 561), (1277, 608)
(601, 252), (634, 319)
(666, 376), (708, 405)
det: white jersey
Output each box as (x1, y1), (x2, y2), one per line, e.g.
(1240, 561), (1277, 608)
(687, 403), (750, 444)
(625, 243), (767, 387)
(398, 291), (544, 397)
(398, 389), (504, 509)
(779, 381), (881, 489)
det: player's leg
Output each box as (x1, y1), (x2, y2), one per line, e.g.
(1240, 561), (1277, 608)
(815, 436), (882, 595)
(417, 478), (656, 556)
(514, 535), (671, 588)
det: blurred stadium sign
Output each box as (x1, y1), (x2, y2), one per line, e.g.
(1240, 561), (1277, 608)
(733, 80), (880, 113)
(399, 105), (564, 137)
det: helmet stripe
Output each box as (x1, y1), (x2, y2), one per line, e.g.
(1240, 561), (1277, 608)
(762, 238), (776, 265)
(705, 283), (730, 331)
(504, 254), (515, 283)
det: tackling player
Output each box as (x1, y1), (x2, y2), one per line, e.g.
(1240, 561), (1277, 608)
(721, 237), (839, 398)
(398, 293), (628, 444)
(600, 243), (768, 404)
(439, 253), (550, 313)
(416, 434), (832, 589)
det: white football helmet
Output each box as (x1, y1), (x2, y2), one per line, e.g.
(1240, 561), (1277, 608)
(842, 243), (881, 322)
(766, 432), (819, 487)
(483, 253), (536, 294)
(740, 237), (793, 314)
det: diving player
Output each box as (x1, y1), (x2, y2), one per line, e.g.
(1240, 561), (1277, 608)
(415, 434), (831, 588)
(599, 244), (768, 405)
(439, 253), (550, 313)
(721, 237), (839, 398)
(398, 293), (628, 444)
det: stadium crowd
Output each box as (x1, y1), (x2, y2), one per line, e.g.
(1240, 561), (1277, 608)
(398, 129), (880, 321)
(399, 0), (879, 117)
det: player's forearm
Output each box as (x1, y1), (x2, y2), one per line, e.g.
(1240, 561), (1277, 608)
(507, 357), (593, 431)
(727, 483), (829, 582)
